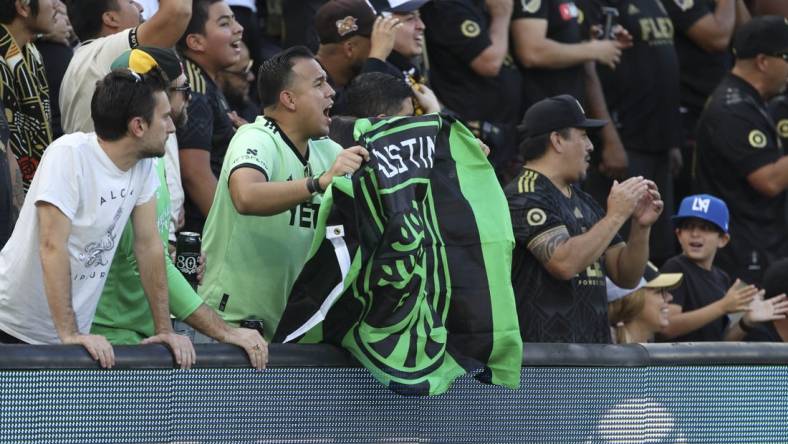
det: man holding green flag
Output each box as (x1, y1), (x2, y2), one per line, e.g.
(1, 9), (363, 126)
(276, 113), (523, 396)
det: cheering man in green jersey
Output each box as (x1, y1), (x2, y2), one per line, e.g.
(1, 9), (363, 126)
(199, 46), (369, 340)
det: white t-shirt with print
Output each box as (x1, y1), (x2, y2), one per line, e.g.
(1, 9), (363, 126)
(0, 132), (158, 344)
(59, 27), (185, 238)
(60, 28), (137, 134)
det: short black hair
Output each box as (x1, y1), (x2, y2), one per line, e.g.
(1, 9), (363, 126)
(177, 0), (223, 52)
(65, 0), (117, 41)
(91, 67), (168, 141)
(257, 45), (315, 109)
(344, 72), (413, 118)
(328, 115), (358, 148)
(675, 217), (725, 236)
(0, 0), (39, 24)
(520, 127), (572, 161)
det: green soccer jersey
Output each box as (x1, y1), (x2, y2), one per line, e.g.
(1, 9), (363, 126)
(199, 116), (342, 339)
(92, 158), (202, 344)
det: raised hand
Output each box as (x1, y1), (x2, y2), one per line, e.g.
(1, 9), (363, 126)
(744, 292), (788, 323)
(606, 176), (648, 222)
(411, 83), (440, 114)
(319, 146), (369, 190)
(720, 279), (758, 314)
(369, 16), (402, 61)
(631, 180), (663, 228)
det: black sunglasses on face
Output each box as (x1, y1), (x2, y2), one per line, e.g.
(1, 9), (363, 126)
(170, 82), (192, 101)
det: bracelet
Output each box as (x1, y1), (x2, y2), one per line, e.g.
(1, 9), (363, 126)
(739, 317), (754, 333)
(306, 175), (325, 195)
(306, 176), (317, 194)
(312, 174), (325, 194)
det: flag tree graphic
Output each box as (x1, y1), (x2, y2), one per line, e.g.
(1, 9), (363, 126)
(275, 114), (522, 396)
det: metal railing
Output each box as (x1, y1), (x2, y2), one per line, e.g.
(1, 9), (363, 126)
(2, 342), (787, 443)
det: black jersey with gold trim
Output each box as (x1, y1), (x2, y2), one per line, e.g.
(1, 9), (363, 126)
(695, 73), (788, 284)
(768, 92), (788, 157)
(177, 56), (236, 234)
(506, 168), (622, 343)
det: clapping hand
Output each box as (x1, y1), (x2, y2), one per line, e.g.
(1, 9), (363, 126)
(744, 292), (788, 324)
(631, 180), (663, 228)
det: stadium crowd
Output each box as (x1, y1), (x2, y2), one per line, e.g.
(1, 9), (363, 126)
(2, 0), (788, 369)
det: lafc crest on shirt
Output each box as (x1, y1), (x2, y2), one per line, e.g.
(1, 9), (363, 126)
(461, 20), (481, 38)
(673, 0), (693, 12)
(778, 119), (788, 140)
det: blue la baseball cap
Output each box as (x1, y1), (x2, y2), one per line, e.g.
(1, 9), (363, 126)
(672, 194), (729, 233)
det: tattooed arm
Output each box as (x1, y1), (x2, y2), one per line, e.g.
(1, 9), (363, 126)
(526, 214), (627, 281)
(7, 147), (23, 223)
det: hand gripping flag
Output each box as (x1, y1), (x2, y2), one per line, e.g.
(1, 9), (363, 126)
(274, 114), (522, 396)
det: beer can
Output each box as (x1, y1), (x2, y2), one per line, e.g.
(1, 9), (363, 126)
(176, 232), (201, 288)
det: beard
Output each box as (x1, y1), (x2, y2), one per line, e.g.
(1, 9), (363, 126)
(138, 138), (167, 159)
(174, 108), (189, 130)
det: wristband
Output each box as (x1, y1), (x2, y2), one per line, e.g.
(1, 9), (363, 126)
(306, 176), (317, 194)
(312, 174), (325, 194)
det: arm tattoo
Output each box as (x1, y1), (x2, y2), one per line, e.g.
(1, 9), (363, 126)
(7, 147), (23, 223)
(527, 226), (570, 265)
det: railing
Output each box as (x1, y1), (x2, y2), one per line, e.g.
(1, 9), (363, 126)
(2, 342), (787, 443)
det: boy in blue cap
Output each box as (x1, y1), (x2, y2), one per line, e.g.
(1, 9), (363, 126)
(660, 194), (763, 341)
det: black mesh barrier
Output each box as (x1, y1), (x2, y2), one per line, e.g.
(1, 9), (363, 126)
(1, 343), (787, 443)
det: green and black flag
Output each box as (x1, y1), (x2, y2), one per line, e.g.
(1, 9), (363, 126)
(274, 114), (522, 396)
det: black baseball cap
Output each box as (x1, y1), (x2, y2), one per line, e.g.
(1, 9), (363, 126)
(368, 0), (431, 13)
(518, 94), (607, 142)
(733, 15), (788, 59)
(315, 0), (376, 44)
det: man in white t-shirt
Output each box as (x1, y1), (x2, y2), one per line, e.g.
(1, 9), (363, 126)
(62, 0), (192, 237)
(0, 68), (195, 369)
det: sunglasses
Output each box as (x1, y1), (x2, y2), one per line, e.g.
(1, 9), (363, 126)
(170, 81), (192, 101)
